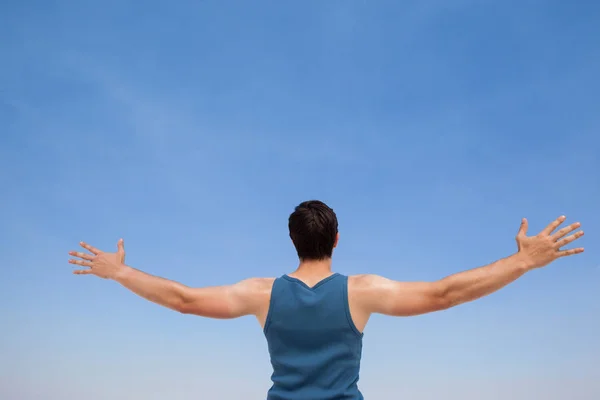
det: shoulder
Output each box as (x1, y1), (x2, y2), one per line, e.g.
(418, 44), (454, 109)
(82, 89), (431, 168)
(234, 277), (276, 293)
(347, 274), (391, 301)
(226, 278), (275, 317)
(348, 274), (393, 290)
(347, 274), (400, 310)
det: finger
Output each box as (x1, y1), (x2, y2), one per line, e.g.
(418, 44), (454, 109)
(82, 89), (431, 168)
(73, 269), (93, 275)
(80, 241), (101, 255)
(552, 222), (582, 241)
(117, 238), (125, 254)
(68, 251), (94, 261)
(517, 218), (529, 237)
(555, 231), (585, 248)
(69, 259), (92, 267)
(558, 247), (584, 257)
(542, 215), (566, 235)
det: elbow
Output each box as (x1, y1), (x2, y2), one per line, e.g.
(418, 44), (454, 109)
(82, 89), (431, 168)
(169, 297), (190, 314)
(175, 300), (192, 314)
(432, 282), (458, 311)
(436, 294), (454, 311)
(172, 287), (195, 314)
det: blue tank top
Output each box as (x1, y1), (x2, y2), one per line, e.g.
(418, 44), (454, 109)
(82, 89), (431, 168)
(264, 273), (364, 400)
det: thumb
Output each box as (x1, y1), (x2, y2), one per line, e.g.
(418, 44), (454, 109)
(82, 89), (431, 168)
(517, 218), (528, 237)
(117, 238), (125, 254)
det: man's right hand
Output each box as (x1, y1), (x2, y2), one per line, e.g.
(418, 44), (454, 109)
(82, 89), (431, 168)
(515, 216), (584, 270)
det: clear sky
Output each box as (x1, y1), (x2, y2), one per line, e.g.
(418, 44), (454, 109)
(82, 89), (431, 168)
(1, 1), (599, 399)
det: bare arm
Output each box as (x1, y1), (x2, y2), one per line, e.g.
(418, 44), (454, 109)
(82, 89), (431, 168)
(114, 267), (269, 317)
(356, 216), (584, 317)
(355, 254), (529, 316)
(69, 240), (272, 319)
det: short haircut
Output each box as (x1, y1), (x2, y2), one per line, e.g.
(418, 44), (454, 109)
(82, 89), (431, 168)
(288, 200), (338, 260)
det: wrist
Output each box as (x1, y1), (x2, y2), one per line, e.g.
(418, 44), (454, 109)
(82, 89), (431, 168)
(112, 264), (133, 282)
(511, 252), (536, 272)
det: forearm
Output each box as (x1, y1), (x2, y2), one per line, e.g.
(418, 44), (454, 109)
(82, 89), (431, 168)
(437, 253), (532, 308)
(113, 266), (190, 311)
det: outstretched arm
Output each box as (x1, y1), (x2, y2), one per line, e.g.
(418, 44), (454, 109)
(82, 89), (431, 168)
(69, 240), (272, 319)
(113, 267), (268, 317)
(355, 216), (584, 317)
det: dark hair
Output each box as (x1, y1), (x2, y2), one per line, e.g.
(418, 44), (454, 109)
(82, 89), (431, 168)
(288, 200), (339, 260)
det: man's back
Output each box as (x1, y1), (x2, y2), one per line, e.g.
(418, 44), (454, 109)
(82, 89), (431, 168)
(264, 273), (363, 400)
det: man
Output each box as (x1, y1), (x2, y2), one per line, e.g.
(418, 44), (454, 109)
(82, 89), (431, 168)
(69, 200), (584, 400)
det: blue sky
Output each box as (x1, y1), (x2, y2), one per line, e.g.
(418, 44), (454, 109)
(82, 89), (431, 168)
(1, 0), (599, 399)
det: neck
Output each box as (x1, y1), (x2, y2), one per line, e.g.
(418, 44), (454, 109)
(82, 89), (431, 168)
(294, 258), (333, 276)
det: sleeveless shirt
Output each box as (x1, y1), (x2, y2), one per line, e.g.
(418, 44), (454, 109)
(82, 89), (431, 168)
(263, 273), (364, 400)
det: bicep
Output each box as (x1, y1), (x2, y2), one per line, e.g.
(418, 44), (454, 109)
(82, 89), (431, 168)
(362, 275), (449, 317)
(178, 280), (261, 318)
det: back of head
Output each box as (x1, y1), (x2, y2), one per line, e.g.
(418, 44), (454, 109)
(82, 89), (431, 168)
(288, 200), (339, 261)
